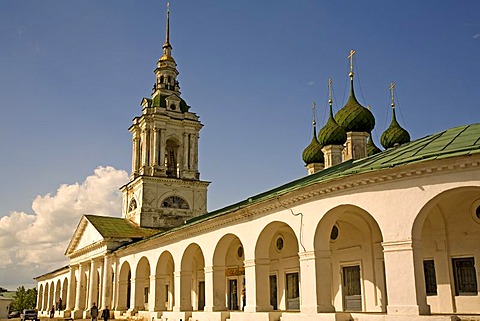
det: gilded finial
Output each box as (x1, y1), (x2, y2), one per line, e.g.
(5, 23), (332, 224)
(389, 81), (395, 108)
(328, 78), (333, 105)
(312, 101), (317, 127)
(348, 49), (356, 78)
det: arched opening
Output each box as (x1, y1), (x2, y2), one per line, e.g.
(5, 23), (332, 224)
(180, 243), (205, 311)
(314, 205), (385, 313)
(61, 278), (67, 310)
(49, 281), (55, 311)
(43, 283), (49, 311)
(212, 234), (245, 311)
(134, 257), (151, 311)
(155, 251), (175, 311)
(255, 222), (300, 311)
(55, 280), (61, 312)
(165, 139), (180, 178)
(118, 262), (132, 311)
(38, 284), (44, 311)
(413, 187), (480, 314)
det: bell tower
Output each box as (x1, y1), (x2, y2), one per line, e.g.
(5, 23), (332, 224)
(120, 3), (210, 229)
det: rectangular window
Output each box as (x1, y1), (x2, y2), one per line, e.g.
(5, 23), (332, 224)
(144, 286), (149, 303)
(423, 260), (437, 296)
(452, 257), (478, 296)
(286, 272), (300, 310)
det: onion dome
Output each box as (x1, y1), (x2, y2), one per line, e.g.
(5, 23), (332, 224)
(318, 102), (347, 146)
(302, 126), (324, 165)
(334, 77), (375, 133)
(380, 107), (410, 149)
(366, 133), (381, 156)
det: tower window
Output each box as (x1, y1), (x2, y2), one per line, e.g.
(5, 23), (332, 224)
(160, 75), (164, 83)
(170, 104), (176, 110)
(161, 196), (189, 209)
(452, 257), (478, 295)
(128, 199), (137, 212)
(165, 139), (179, 177)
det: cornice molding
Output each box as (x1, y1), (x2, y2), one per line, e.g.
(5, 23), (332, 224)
(116, 155), (480, 257)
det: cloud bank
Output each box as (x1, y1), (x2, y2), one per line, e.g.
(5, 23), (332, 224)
(0, 166), (128, 290)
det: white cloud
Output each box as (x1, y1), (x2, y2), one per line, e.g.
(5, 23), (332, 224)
(0, 166), (128, 290)
(473, 33), (480, 39)
(307, 81), (315, 86)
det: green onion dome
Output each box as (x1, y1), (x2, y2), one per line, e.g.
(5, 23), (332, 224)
(380, 108), (410, 149)
(335, 78), (375, 133)
(302, 127), (324, 164)
(318, 104), (347, 146)
(366, 133), (382, 156)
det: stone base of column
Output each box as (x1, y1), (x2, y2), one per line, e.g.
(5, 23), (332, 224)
(162, 311), (192, 321)
(203, 306), (227, 312)
(192, 311), (230, 321)
(387, 304), (431, 315)
(282, 312), (350, 321)
(230, 311), (281, 321)
(243, 305), (273, 313)
(300, 304), (336, 314)
(72, 309), (84, 319)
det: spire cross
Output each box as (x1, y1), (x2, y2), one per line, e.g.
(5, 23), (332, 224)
(312, 102), (317, 127)
(328, 78), (333, 105)
(348, 49), (356, 76)
(389, 81), (396, 108)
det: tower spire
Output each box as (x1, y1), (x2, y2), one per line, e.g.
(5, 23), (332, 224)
(163, 2), (172, 56)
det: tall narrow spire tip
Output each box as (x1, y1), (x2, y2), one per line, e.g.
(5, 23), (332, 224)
(389, 81), (396, 108)
(348, 49), (356, 78)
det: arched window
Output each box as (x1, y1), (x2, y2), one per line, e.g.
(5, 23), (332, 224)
(161, 196), (189, 209)
(165, 139), (179, 177)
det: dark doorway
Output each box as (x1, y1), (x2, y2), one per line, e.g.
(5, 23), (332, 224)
(228, 279), (238, 310)
(343, 265), (361, 311)
(198, 281), (205, 310)
(269, 275), (277, 310)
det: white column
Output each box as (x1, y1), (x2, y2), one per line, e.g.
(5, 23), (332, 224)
(315, 250), (336, 312)
(132, 131), (140, 176)
(152, 127), (159, 168)
(173, 270), (182, 311)
(101, 255), (112, 309)
(159, 128), (166, 172)
(149, 275), (156, 311)
(75, 263), (85, 311)
(87, 261), (95, 309)
(66, 266), (76, 312)
(203, 266), (214, 312)
(299, 251), (319, 314)
(383, 240), (430, 315)
(244, 259), (272, 312)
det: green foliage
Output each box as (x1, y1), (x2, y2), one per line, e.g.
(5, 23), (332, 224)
(10, 286), (37, 312)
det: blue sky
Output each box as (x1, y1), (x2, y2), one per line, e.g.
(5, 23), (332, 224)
(0, 1), (479, 288)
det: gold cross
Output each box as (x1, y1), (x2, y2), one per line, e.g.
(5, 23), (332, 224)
(389, 81), (396, 108)
(328, 78), (333, 104)
(348, 49), (356, 72)
(312, 102), (317, 126)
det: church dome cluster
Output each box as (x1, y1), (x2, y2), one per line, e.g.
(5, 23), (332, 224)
(302, 52), (411, 172)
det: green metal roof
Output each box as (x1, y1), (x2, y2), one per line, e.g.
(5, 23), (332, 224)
(185, 123), (480, 226)
(85, 215), (159, 239)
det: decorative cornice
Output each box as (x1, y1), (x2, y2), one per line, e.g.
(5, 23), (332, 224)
(115, 155), (480, 257)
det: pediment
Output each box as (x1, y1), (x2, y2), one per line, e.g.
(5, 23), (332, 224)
(65, 215), (104, 256)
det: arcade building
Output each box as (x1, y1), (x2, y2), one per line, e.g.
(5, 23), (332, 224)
(35, 6), (480, 321)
